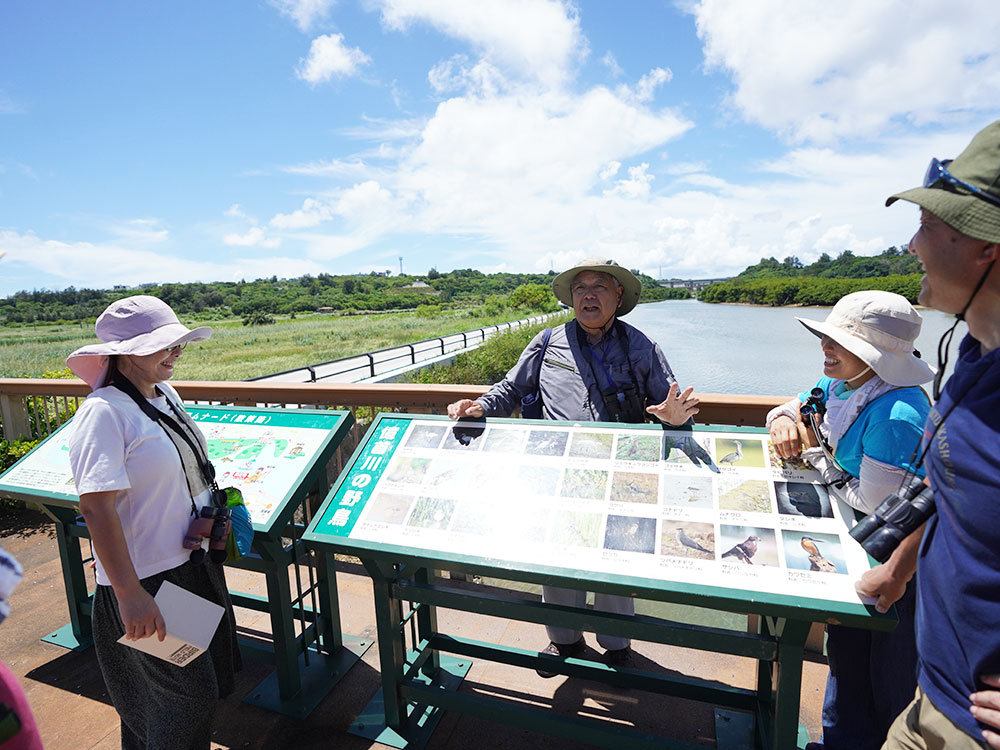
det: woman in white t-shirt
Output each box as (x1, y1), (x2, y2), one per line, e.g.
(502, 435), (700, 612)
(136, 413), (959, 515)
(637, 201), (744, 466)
(67, 296), (240, 750)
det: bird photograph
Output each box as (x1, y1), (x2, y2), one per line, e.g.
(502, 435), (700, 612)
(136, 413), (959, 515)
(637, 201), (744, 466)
(609, 471), (659, 504)
(714, 438), (766, 468)
(782, 531), (846, 574)
(718, 478), (772, 513)
(719, 525), (779, 567)
(525, 430), (569, 456)
(482, 427), (526, 453)
(405, 424), (448, 449)
(660, 522), (715, 560)
(603, 514), (657, 554)
(775, 481), (833, 518)
(661, 475), (714, 509)
(568, 431), (614, 459)
(615, 433), (661, 462)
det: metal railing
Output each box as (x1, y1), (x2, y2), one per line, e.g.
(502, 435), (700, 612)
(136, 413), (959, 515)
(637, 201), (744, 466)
(0, 377), (787, 444)
(247, 312), (564, 384)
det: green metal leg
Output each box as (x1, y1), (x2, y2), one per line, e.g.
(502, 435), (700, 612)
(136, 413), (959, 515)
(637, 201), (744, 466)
(770, 618), (810, 750)
(40, 505), (92, 650)
(413, 568), (440, 678)
(258, 540), (302, 701)
(372, 565), (410, 734)
(311, 548), (343, 653)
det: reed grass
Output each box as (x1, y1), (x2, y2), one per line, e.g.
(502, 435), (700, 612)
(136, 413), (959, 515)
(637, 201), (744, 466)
(0, 308), (551, 381)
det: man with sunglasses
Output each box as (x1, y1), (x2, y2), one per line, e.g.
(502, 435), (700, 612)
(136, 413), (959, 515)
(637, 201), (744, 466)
(856, 121), (1000, 749)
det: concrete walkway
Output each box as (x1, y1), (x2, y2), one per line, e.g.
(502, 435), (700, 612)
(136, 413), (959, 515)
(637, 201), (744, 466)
(0, 507), (827, 749)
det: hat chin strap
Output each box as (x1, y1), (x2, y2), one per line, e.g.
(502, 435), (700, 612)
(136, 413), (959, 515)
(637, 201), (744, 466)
(844, 366), (872, 386)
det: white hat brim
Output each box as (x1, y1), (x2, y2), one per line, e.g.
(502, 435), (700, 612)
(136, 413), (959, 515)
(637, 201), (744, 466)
(67, 324), (212, 390)
(796, 317), (934, 387)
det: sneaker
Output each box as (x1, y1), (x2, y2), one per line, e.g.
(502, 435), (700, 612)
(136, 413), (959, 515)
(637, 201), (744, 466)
(535, 638), (586, 679)
(603, 645), (636, 669)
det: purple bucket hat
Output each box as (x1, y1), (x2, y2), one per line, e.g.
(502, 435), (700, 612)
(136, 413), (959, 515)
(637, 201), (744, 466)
(66, 295), (212, 390)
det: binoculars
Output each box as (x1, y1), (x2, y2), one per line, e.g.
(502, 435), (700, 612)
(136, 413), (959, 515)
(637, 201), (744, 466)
(601, 385), (645, 424)
(849, 476), (936, 562)
(183, 504), (232, 565)
(800, 387), (827, 419)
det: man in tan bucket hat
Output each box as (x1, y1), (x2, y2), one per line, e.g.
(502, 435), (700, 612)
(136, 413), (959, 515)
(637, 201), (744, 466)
(447, 259), (699, 677)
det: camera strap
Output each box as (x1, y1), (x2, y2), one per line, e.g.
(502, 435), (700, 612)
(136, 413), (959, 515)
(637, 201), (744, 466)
(110, 373), (220, 514)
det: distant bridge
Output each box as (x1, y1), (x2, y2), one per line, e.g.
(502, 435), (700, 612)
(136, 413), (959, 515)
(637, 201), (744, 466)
(659, 277), (732, 291)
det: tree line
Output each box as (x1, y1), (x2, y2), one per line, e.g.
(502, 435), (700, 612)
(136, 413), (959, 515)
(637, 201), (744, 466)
(701, 247), (923, 306)
(1, 268), (688, 325)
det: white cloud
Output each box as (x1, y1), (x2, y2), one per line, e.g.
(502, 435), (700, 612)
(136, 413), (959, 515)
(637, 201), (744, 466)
(224, 203), (247, 219)
(269, 0), (338, 31)
(99, 218), (170, 245)
(222, 227), (282, 248)
(601, 51), (623, 78)
(599, 161), (621, 180)
(0, 230), (317, 287)
(616, 67), (672, 104)
(375, 0), (586, 90)
(690, 0), (1000, 143)
(605, 163), (654, 198)
(270, 198), (334, 229)
(296, 33), (371, 84)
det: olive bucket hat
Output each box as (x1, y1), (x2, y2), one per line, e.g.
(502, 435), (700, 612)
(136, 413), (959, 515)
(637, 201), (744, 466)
(551, 259), (642, 315)
(886, 119), (1000, 243)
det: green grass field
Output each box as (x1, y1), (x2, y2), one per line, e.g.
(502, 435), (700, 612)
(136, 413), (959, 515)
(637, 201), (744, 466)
(0, 308), (552, 381)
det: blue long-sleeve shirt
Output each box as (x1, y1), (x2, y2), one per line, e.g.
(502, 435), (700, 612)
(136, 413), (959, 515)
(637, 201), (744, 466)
(475, 319), (677, 423)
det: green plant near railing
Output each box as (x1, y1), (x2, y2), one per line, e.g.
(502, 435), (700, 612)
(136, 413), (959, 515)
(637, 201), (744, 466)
(403, 311), (572, 385)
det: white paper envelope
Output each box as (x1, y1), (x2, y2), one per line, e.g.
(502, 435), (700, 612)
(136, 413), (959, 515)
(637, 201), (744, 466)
(117, 580), (224, 666)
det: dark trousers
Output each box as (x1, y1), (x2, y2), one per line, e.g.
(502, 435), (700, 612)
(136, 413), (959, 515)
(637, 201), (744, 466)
(821, 579), (918, 750)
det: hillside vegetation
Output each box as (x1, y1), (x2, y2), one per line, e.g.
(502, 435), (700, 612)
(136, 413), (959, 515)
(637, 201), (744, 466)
(701, 247), (922, 306)
(2, 268), (687, 325)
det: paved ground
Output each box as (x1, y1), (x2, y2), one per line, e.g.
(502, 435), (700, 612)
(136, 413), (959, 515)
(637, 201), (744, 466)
(0, 507), (828, 749)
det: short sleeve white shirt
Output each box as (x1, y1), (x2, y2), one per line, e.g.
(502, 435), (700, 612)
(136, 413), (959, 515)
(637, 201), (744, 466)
(68, 382), (210, 585)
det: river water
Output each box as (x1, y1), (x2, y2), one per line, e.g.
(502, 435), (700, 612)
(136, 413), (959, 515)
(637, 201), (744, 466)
(626, 298), (964, 397)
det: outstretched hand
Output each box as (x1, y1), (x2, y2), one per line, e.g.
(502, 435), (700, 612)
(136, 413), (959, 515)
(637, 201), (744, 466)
(646, 383), (699, 426)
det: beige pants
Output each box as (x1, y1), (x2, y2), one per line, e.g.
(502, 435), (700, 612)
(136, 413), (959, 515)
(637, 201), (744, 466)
(882, 687), (987, 750)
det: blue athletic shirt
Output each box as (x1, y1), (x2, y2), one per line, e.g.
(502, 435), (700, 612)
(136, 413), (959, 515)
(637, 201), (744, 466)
(799, 376), (928, 479)
(916, 333), (1000, 739)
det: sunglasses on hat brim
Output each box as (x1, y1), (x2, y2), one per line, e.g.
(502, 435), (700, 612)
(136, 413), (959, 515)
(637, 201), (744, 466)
(924, 158), (1000, 209)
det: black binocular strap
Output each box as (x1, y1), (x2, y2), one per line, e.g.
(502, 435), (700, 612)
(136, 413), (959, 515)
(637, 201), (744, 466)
(575, 319), (644, 421)
(110, 374), (221, 511)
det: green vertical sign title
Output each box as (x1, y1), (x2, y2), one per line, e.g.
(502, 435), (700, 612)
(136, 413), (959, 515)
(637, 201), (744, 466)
(318, 417), (409, 537)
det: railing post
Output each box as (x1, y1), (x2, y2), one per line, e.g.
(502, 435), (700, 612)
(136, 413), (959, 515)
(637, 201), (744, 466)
(408, 344), (415, 365)
(0, 394), (33, 440)
(367, 353), (375, 379)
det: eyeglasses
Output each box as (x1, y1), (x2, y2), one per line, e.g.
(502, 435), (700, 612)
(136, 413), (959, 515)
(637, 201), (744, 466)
(164, 342), (187, 354)
(924, 158), (1000, 209)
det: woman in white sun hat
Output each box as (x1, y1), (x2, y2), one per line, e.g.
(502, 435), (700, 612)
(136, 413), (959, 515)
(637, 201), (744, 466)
(66, 295), (240, 750)
(766, 289), (933, 750)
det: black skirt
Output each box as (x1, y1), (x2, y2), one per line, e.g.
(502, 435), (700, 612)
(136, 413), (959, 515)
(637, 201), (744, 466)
(92, 560), (242, 750)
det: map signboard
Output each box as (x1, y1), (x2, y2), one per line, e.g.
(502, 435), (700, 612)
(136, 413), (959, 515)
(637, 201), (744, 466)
(306, 414), (875, 611)
(0, 405), (352, 532)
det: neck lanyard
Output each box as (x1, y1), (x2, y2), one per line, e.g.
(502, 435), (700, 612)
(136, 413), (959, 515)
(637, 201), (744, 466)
(111, 373), (221, 512)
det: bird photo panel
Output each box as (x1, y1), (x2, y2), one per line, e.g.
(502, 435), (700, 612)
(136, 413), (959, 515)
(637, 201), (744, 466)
(323, 417), (877, 607)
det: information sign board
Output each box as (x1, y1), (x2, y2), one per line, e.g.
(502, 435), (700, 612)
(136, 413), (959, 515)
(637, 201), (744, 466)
(309, 415), (873, 609)
(0, 405), (351, 532)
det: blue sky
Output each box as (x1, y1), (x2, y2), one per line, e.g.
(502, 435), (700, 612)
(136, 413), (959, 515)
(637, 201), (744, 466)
(2, 0), (999, 297)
